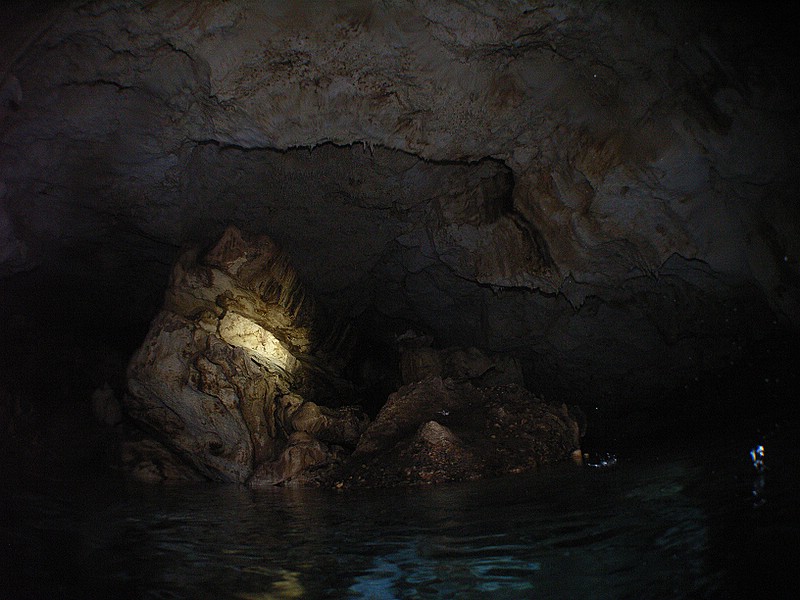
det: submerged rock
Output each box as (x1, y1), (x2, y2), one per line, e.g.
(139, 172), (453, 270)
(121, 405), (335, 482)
(326, 376), (583, 488)
(124, 226), (367, 483)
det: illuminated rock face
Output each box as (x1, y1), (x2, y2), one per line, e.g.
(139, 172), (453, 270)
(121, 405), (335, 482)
(126, 226), (367, 483)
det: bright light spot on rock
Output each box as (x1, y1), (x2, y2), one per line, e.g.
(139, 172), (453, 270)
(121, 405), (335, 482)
(218, 312), (298, 373)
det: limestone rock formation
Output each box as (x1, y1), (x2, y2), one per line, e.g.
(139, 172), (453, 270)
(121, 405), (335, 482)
(123, 226), (581, 487)
(329, 377), (583, 488)
(125, 226), (368, 483)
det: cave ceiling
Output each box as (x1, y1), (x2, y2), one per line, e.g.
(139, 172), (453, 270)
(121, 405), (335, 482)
(1, 0), (798, 405)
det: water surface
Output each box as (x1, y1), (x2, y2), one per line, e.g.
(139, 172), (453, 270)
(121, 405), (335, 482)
(3, 418), (796, 599)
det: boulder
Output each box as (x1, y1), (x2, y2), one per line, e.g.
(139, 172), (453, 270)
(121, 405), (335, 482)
(397, 421), (481, 485)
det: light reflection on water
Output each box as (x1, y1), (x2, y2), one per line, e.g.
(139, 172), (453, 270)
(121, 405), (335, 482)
(2, 423), (796, 599)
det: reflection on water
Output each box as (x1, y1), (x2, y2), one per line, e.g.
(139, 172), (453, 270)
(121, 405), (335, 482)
(349, 541), (542, 598)
(2, 419), (797, 599)
(750, 444), (767, 508)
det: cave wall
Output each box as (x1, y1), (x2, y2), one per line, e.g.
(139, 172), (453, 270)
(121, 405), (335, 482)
(1, 0), (799, 407)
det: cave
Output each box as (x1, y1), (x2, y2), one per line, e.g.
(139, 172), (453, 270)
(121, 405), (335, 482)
(2, 1), (798, 598)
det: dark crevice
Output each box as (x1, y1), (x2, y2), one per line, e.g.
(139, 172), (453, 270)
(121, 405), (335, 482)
(59, 79), (133, 90)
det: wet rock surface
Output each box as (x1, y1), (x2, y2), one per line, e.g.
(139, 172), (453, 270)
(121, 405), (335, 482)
(325, 377), (583, 489)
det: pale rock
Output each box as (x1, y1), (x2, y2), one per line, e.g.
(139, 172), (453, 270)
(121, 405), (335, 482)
(120, 435), (205, 484)
(417, 420), (461, 447)
(125, 226), (364, 482)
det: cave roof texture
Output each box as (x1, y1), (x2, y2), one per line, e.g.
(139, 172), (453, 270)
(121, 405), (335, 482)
(1, 0), (798, 407)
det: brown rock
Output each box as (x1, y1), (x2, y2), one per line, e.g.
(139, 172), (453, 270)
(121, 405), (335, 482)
(289, 401), (369, 448)
(353, 377), (471, 458)
(248, 432), (332, 488)
(2, 1), (798, 415)
(330, 377), (584, 488)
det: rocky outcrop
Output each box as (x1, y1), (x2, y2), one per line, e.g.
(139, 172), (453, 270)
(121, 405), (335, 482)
(125, 226), (368, 483)
(124, 226), (584, 486)
(327, 377), (583, 488)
